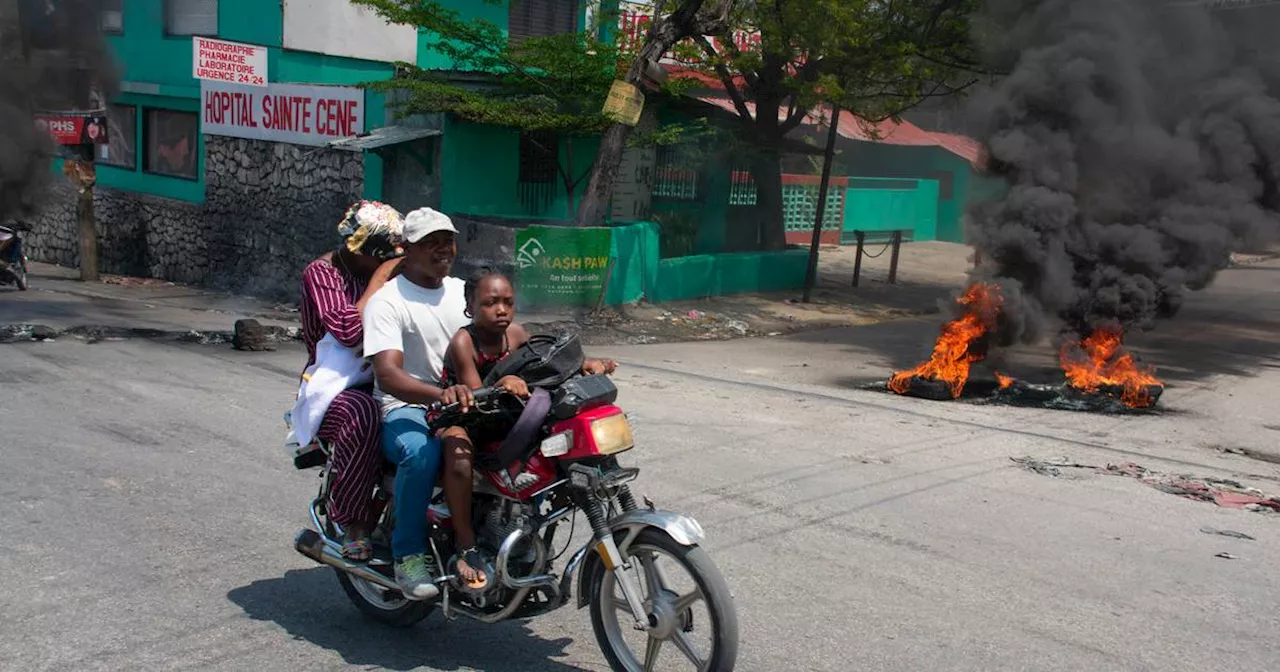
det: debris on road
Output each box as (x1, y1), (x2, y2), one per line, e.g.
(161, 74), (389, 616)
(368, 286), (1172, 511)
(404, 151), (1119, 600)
(1011, 457), (1280, 514)
(1200, 527), (1255, 541)
(0, 322), (299, 347)
(1010, 456), (1101, 477)
(1103, 462), (1280, 512)
(232, 319), (274, 351)
(1214, 552), (1238, 560)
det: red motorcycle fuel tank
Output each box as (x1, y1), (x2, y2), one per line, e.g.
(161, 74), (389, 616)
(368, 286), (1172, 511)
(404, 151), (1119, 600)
(482, 446), (559, 499)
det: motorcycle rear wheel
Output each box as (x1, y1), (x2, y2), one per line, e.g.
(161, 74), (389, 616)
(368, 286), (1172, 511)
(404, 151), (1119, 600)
(325, 522), (433, 628)
(15, 269), (27, 291)
(588, 529), (739, 672)
(334, 567), (434, 627)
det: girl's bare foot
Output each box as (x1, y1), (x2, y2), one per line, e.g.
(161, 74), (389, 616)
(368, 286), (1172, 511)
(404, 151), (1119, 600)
(456, 547), (488, 589)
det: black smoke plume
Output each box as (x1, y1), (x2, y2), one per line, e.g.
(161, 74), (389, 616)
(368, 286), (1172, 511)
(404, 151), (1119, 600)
(965, 0), (1280, 344)
(0, 0), (118, 222)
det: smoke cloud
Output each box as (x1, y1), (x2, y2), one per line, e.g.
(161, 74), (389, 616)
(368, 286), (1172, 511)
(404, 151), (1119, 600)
(965, 0), (1280, 344)
(0, 0), (118, 222)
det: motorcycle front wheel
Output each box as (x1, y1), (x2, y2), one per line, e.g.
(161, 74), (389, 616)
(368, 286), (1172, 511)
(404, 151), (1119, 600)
(588, 529), (739, 672)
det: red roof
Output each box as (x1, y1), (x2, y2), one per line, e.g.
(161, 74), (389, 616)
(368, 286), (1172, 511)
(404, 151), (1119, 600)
(694, 95), (985, 168)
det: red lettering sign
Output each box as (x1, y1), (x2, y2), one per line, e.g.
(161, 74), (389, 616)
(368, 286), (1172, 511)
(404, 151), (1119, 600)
(202, 81), (364, 147)
(194, 37), (267, 87)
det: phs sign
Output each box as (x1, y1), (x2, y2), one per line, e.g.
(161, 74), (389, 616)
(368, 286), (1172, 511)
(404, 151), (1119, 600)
(201, 81), (365, 147)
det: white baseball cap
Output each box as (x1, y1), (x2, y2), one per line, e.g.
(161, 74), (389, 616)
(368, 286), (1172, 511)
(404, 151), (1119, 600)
(403, 207), (458, 244)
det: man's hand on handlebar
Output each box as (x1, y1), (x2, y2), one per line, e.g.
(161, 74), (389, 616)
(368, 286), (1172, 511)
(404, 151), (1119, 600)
(495, 375), (530, 399)
(440, 384), (474, 412)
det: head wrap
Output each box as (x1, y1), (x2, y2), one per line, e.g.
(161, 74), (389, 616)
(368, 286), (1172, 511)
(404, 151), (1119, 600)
(337, 200), (405, 259)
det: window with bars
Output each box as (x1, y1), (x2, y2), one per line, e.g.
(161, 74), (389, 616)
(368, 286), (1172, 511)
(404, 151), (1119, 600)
(518, 130), (558, 215)
(97, 104), (136, 169)
(508, 0), (579, 45)
(728, 170), (757, 206)
(102, 0), (123, 34)
(144, 109), (199, 180)
(652, 145), (699, 200)
(164, 0), (218, 37)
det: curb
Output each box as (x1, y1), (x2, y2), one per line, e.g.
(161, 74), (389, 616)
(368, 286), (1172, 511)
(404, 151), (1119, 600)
(0, 323), (302, 346)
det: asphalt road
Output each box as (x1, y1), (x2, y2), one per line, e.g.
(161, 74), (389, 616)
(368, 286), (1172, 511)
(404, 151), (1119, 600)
(3, 260), (1280, 671)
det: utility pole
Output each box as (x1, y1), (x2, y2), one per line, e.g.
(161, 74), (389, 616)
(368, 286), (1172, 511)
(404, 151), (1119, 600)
(802, 104), (841, 303)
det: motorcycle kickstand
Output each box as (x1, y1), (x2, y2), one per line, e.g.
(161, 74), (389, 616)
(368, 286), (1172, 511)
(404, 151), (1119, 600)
(429, 538), (456, 621)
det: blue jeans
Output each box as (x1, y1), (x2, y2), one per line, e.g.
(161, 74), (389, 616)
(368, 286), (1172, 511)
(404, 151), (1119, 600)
(381, 407), (442, 560)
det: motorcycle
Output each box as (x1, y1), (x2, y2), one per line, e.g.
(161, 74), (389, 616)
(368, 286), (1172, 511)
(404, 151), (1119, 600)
(292, 371), (739, 671)
(0, 222), (29, 291)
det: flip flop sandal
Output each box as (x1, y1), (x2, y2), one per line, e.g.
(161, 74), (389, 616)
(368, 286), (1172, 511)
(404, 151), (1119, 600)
(455, 547), (488, 590)
(341, 535), (372, 562)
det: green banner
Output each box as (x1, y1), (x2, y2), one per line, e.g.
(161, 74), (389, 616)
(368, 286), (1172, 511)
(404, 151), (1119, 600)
(514, 225), (613, 306)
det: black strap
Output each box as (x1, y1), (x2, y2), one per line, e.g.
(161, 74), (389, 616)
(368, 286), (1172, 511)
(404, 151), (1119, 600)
(479, 387), (552, 479)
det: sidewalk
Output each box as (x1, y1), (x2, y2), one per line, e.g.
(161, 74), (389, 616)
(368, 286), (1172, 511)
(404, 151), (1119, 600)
(0, 242), (974, 344)
(0, 262), (299, 338)
(0, 262), (586, 341)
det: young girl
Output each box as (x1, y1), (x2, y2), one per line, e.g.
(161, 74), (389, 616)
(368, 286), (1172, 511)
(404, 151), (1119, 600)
(438, 269), (616, 588)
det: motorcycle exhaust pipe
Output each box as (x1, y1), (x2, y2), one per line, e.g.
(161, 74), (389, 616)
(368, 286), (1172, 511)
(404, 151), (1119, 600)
(294, 528), (400, 592)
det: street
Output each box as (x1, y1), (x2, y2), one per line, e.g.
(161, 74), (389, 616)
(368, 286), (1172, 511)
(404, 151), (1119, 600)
(3, 259), (1280, 671)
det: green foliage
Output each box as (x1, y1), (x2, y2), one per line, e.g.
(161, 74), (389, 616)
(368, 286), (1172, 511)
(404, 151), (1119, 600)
(652, 208), (701, 258)
(685, 0), (984, 131)
(355, 0), (620, 134)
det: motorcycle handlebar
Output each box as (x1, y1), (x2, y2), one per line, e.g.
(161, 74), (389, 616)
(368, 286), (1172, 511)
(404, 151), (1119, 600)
(426, 386), (501, 414)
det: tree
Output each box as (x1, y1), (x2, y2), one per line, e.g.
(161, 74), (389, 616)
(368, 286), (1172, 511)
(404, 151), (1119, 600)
(354, 0), (629, 218)
(574, 0), (738, 227)
(677, 0), (984, 249)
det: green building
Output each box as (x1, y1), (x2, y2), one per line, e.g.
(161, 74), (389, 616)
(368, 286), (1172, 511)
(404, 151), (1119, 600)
(27, 0), (618, 298)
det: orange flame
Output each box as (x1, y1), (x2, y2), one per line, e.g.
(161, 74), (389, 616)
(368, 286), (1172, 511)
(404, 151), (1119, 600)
(995, 372), (1015, 389)
(1059, 327), (1164, 407)
(888, 283), (1003, 398)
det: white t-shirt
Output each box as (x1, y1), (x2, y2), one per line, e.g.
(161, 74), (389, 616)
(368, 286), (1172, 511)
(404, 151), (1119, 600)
(362, 275), (470, 415)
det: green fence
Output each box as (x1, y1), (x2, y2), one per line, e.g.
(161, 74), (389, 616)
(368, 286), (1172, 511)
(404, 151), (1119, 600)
(511, 220), (807, 308)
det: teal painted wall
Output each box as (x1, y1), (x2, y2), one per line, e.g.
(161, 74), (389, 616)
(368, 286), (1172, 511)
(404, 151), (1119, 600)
(609, 222), (809, 304)
(440, 118), (522, 214)
(101, 1), (396, 203)
(841, 178), (939, 241)
(440, 117), (600, 220)
(95, 93), (206, 203)
(832, 142), (977, 243)
(418, 0), (510, 71)
(417, 0), (598, 71)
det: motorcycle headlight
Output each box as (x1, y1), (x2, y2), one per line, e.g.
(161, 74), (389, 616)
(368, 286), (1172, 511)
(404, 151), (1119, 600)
(540, 431), (573, 458)
(590, 413), (635, 456)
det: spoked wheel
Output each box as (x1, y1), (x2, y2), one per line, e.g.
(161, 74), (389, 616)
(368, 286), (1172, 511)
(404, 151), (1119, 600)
(325, 521), (433, 627)
(588, 529), (739, 671)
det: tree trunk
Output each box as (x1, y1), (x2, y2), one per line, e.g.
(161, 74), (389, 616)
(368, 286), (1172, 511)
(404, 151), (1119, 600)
(64, 159), (99, 281)
(76, 183), (98, 281)
(750, 149), (787, 250)
(575, 49), (660, 228)
(576, 0), (736, 227)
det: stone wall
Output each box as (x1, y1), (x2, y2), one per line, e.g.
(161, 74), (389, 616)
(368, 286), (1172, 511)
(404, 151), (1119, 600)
(24, 136), (364, 301)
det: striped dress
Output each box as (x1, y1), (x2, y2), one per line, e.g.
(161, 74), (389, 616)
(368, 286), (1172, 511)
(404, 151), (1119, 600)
(299, 258), (382, 527)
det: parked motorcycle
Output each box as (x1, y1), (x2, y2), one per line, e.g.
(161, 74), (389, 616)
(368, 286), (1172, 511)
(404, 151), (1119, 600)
(292, 366), (739, 671)
(0, 222), (29, 291)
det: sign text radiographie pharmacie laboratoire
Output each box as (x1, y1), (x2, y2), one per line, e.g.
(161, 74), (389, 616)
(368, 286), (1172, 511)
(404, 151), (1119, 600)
(193, 37), (268, 87)
(201, 80), (365, 147)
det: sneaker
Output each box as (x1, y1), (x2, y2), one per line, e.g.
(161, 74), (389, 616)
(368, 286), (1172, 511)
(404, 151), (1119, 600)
(394, 554), (440, 601)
